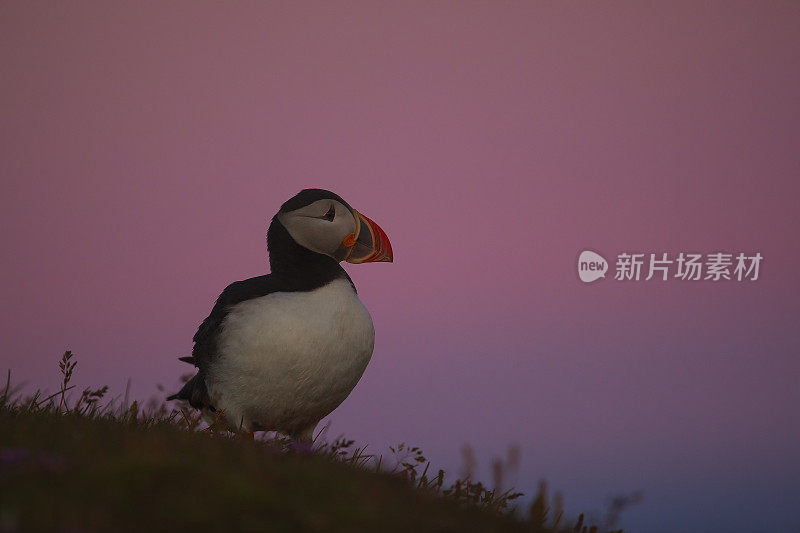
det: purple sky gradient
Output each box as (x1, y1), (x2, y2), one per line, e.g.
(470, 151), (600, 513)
(2, 3), (799, 531)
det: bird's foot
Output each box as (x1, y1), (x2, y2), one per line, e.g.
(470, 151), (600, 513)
(288, 439), (314, 455)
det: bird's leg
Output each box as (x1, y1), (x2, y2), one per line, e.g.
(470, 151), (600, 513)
(235, 415), (255, 440)
(293, 423), (317, 443)
(287, 423), (317, 453)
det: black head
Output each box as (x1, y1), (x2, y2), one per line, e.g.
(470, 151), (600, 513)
(270, 188), (393, 271)
(278, 188), (353, 215)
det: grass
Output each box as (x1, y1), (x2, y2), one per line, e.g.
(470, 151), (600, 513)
(0, 352), (634, 532)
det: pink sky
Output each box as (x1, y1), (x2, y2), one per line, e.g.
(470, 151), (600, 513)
(2, 3), (799, 531)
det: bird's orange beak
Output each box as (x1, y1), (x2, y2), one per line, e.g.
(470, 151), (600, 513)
(343, 210), (393, 264)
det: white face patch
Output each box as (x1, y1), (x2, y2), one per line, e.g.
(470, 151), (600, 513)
(276, 199), (357, 258)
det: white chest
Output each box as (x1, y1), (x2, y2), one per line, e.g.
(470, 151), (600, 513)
(207, 278), (375, 431)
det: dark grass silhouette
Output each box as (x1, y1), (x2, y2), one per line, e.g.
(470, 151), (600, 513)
(0, 352), (634, 532)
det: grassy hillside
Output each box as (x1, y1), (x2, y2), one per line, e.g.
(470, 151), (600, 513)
(0, 353), (624, 532)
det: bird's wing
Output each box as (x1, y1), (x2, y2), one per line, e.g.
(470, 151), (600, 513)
(168, 274), (284, 408)
(189, 274), (283, 372)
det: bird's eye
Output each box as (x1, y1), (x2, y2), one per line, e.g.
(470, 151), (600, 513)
(322, 204), (336, 221)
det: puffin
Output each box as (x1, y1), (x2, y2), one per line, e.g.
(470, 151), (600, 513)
(168, 189), (393, 440)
